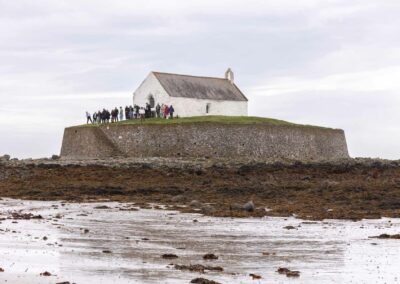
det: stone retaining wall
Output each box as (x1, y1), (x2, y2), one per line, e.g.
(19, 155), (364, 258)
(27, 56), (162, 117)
(60, 123), (349, 160)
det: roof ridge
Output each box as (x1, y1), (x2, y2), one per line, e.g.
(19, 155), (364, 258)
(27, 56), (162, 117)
(150, 70), (248, 102)
(152, 71), (228, 81)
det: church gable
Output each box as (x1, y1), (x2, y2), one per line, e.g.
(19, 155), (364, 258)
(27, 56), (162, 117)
(132, 72), (170, 107)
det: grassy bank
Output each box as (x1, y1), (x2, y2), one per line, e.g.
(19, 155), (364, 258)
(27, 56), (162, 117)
(75, 115), (332, 129)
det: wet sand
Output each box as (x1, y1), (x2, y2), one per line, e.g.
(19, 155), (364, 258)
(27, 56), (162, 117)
(1, 198), (400, 283)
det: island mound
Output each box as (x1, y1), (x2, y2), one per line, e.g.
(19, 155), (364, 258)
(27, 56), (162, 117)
(61, 116), (349, 160)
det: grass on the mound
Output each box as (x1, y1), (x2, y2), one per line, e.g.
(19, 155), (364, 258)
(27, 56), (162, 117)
(118, 115), (293, 125)
(77, 115), (331, 129)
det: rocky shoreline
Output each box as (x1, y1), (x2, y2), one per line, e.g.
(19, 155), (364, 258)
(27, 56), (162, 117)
(1, 156), (400, 220)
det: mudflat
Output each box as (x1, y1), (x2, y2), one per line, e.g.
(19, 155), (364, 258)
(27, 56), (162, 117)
(1, 199), (399, 283)
(1, 157), (400, 220)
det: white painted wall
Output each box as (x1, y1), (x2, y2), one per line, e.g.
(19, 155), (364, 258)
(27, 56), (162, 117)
(132, 72), (248, 117)
(132, 72), (170, 107)
(169, 97), (247, 117)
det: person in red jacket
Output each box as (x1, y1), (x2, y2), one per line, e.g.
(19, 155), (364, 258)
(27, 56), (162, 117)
(164, 105), (170, 119)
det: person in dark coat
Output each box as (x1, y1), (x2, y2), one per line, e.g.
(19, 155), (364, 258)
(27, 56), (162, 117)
(169, 105), (175, 119)
(156, 103), (161, 118)
(125, 106), (129, 120)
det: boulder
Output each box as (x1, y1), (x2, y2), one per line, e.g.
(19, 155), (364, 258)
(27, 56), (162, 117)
(189, 200), (202, 208)
(161, 253), (178, 259)
(203, 253), (218, 260)
(230, 201), (255, 212)
(201, 205), (216, 214)
(190, 278), (221, 284)
(243, 201), (255, 212)
(0, 154), (10, 161)
(171, 194), (186, 202)
(51, 154), (60, 160)
(230, 203), (243, 210)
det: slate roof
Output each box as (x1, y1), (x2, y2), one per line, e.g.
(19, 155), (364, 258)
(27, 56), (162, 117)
(152, 72), (248, 101)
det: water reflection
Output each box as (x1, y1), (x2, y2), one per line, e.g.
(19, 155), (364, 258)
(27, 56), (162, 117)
(0, 199), (399, 283)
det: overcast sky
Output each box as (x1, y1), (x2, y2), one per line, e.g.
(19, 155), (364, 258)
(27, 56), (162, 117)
(1, 0), (399, 159)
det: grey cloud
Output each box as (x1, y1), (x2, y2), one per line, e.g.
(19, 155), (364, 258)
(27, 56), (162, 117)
(0, 0), (399, 158)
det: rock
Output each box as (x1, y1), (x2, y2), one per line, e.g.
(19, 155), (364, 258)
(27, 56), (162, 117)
(171, 194), (186, 202)
(277, 267), (300, 277)
(43, 236), (48, 240)
(243, 201), (255, 212)
(102, 250), (112, 253)
(94, 205), (111, 209)
(0, 267), (4, 272)
(174, 264), (223, 273)
(283, 225), (296, 230)
(56, 282), (71, 284)
(83, 229), (89, 234)
(230, 201), (255, 212)
(230, 203), (243, 210)
(40, 271), (52, 276)
(161, 253), (178, 259)
(11, 212), (43, 220)
(370, 233), (400, 239)
(190, 278), (221, 284)
(0, 154), (10, 161)
(51, 155), (60, 160)
(189, 200), (202, 208)
(201, 205), (216, 214)
(277, 267), (290, 274)
(286, 270), (300, 277)
(203, 253), (218, 260)
(250, 273), (262, 279)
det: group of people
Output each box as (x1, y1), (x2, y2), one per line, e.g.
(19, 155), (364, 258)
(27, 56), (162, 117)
(155, 103), (175, 119)
(85, 103), (175, 124)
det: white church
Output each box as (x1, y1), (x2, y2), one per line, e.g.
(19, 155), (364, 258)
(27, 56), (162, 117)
(132, 69), (248, 117)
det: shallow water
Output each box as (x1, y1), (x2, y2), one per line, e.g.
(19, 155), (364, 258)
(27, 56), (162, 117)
(0, 199), (399, 284)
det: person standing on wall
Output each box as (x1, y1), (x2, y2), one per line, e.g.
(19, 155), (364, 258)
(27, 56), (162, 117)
(125, 106), (129, 119)
(134, 105), (140, 119)
(92, 112), (97, 124)
(161, 104), (165, 118)
(169, 105), (174, 119)
(156, 103), (161, 118)
(119, 106), (124, 121)
(115, 107), (119, 122)
(86, 111), (92, 124)
(139, 107), (145, 122)
(164, 105), (169, 119)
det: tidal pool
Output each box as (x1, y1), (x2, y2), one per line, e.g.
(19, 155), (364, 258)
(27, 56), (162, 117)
(0, 198), (399, 284)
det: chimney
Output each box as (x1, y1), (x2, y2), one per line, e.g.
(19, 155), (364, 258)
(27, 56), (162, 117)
(225, 68), (234, 84)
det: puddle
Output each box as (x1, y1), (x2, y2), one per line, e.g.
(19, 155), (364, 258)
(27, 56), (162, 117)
(0, 198), (399, 283)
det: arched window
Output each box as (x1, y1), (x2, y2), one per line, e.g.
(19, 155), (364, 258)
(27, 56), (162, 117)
(148, 94), (155, 108)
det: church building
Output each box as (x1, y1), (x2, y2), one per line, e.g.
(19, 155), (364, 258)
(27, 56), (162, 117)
(132, 69), (248, 117)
